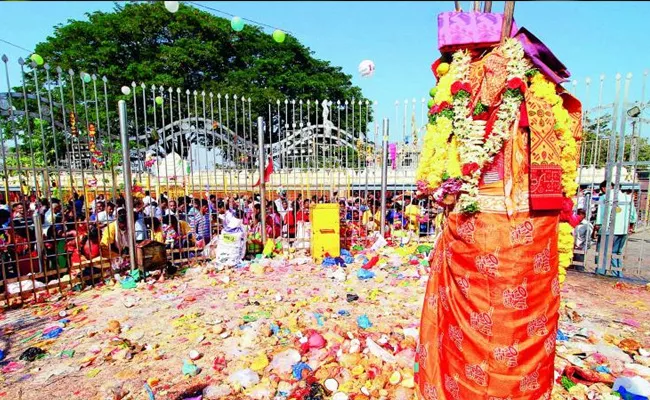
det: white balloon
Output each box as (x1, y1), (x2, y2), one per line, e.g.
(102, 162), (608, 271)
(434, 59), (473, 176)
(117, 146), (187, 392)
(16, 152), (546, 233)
(121, 86), (131, 95)
(164, 1), (179, 13)
(358, 59), (375, 78)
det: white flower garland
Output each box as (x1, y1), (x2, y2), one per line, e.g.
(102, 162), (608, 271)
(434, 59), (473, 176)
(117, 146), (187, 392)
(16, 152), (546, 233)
(424, 39), (532, 214)
(483, 39), (529, 162)
(448, 50), (483, 212)
(457, 39), (531, 213)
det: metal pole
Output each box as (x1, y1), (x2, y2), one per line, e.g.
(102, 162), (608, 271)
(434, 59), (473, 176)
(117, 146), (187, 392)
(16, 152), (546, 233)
(33, 213), (45, 274)
(118, 100), (137, 271)
(483, 1), (493, 12)
(257, 116), (267, 244)
(601, 73), (630, 274)
(380, 118), (389, 236)
(501, 1), (515, 41)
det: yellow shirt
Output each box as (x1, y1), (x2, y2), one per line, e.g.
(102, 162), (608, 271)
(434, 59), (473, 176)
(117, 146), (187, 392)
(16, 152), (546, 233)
(178, 220), (194, 245)
(100, 221), (124, 257)
(152, 230), (164, 243)
(179, 220), (191, 236)
(405, 204), (420, 231)
(362, 210), (371, 225)
(100, 221), (117, 249)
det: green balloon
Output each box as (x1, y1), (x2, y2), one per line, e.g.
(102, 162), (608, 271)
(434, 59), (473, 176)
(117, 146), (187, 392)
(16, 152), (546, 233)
(30, 53), (44, 66)
(155, 96), (163, 105)
(231, 16), (244, 32)
(83, 73), (92, 83)
(272, 30), (286, 43)
(429, 87), (437, 98)
(427, 98), (435, 108)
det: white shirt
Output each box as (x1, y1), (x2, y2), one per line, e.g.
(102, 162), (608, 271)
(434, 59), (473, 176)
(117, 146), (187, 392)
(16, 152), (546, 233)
(135, 218), (148, 241)
(96, 211), (114, 223)
(274, 198), (292, 219)
(595, 191), (637, 235)
(116, 228), (129, 253)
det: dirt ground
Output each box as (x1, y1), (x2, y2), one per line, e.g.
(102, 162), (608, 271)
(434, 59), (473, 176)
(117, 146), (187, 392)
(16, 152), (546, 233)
(0, 248), (648, 400)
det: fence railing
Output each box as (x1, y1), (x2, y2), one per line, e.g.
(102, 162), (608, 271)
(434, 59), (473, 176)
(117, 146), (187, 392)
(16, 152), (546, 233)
(1, 54), (649, 306)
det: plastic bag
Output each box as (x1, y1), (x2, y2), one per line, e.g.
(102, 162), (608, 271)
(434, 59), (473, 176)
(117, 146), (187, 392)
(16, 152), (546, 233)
(228, 368), (260, 389)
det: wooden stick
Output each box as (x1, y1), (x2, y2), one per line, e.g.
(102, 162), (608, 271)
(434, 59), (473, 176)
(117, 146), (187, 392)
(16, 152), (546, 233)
(483, 0), (493, 12)
(501, 1), (516, 42)
(454, 0), (461, 11)
(473, 1), (481, 12)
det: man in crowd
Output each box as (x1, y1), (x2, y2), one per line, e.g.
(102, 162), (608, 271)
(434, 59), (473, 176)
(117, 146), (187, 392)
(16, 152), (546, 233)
(12, 202), (25, 220)
(193, 199), (211, 248)
(156, 197), (172, 219)
(404, 195), (420, 233)
(169, 199), (178, 216)
(43, 198), (62, 230)
(593, 180), (637, 277)
(572, 209), (592, 272)
(100, 212), (130, 259)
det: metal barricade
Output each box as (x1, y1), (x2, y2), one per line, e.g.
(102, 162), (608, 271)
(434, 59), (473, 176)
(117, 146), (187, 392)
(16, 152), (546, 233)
(2, 49), (648, 307)
(1, 55), (123, 306)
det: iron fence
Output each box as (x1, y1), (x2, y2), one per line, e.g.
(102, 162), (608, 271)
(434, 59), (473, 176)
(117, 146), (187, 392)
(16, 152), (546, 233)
(1, 53), (649, 306)
(574, 71), (650, 280)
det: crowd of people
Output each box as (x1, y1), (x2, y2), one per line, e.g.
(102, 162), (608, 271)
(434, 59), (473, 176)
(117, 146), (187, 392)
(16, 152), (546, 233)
(1, 178), (637, 292)
(0, 187), (444, 290)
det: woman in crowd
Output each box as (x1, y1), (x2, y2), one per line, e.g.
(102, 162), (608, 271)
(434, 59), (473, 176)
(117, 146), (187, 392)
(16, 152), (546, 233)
(265, 202), (282, 239)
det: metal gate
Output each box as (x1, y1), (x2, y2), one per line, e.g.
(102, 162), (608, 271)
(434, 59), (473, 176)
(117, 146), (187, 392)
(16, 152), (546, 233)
(574, 72), (650, 280)
(1, 52), (649, 306)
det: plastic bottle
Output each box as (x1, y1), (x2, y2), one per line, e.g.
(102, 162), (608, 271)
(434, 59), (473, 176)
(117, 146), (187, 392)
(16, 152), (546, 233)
(366, 338), (397, 364)
(613, 376), (650, 399)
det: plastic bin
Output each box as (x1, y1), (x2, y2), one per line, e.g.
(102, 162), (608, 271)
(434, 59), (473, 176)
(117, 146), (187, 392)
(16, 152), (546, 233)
(310, 203), (340, 262)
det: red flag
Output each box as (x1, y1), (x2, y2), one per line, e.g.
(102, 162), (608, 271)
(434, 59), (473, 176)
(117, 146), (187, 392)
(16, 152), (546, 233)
(253, 156), (274, 187)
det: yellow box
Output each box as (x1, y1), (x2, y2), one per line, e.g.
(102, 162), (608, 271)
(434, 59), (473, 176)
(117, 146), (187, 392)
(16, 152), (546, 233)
(311, 203), (340, 262)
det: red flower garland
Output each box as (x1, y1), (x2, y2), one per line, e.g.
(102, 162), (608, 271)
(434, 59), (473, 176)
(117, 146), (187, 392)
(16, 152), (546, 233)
(506, 77), (527, 94)
(451, 81), (472, 96)
(559, 197), (581, 228)
(462, 162), (480, 176)
(429, 101), (452, 115)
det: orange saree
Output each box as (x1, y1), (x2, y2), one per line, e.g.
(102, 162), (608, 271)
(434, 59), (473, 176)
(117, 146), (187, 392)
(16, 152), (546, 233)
(416, 127), (560, 400)
(416, 86), (566, 400)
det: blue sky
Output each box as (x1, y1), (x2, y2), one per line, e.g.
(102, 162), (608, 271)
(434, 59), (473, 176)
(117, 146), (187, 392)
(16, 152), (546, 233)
(1, 1), (649, 138)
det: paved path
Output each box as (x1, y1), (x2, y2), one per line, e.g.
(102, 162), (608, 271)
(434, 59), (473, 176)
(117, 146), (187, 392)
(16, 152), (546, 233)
(582, 226), (650, 281)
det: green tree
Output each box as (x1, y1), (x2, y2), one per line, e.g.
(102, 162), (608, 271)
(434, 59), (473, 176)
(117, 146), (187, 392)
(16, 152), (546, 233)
(581, 113), (650, 170)
(581, 114), (613, 168)
(2, 1), (370, 170)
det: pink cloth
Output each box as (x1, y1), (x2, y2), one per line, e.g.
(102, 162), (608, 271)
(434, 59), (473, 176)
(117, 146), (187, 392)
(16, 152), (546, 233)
(437, 12), (518, 52)
(514, 27), (571, 84)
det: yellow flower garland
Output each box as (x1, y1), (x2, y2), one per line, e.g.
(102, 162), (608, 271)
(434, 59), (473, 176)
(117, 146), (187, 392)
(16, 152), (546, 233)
(529, 73), (580, 284)
(416, 63), (457, 189)
(433, 65), (455, 105)
(558, 222), (574, 284)
(417, 116), (454, 188)
(447, 136), (462, 179)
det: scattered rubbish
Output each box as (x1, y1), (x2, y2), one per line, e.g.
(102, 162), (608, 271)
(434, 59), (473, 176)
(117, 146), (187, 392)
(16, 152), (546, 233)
(613, 376), (650, 398)
(292, 362), (312, 380)
(356, 314), (372, 329)
(346, 293), (359, 302)
(228, 368), (259, 389)
(1, 238), (648, 400)
(19, 347), (45, 362)
(181, 360), (201, 377)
